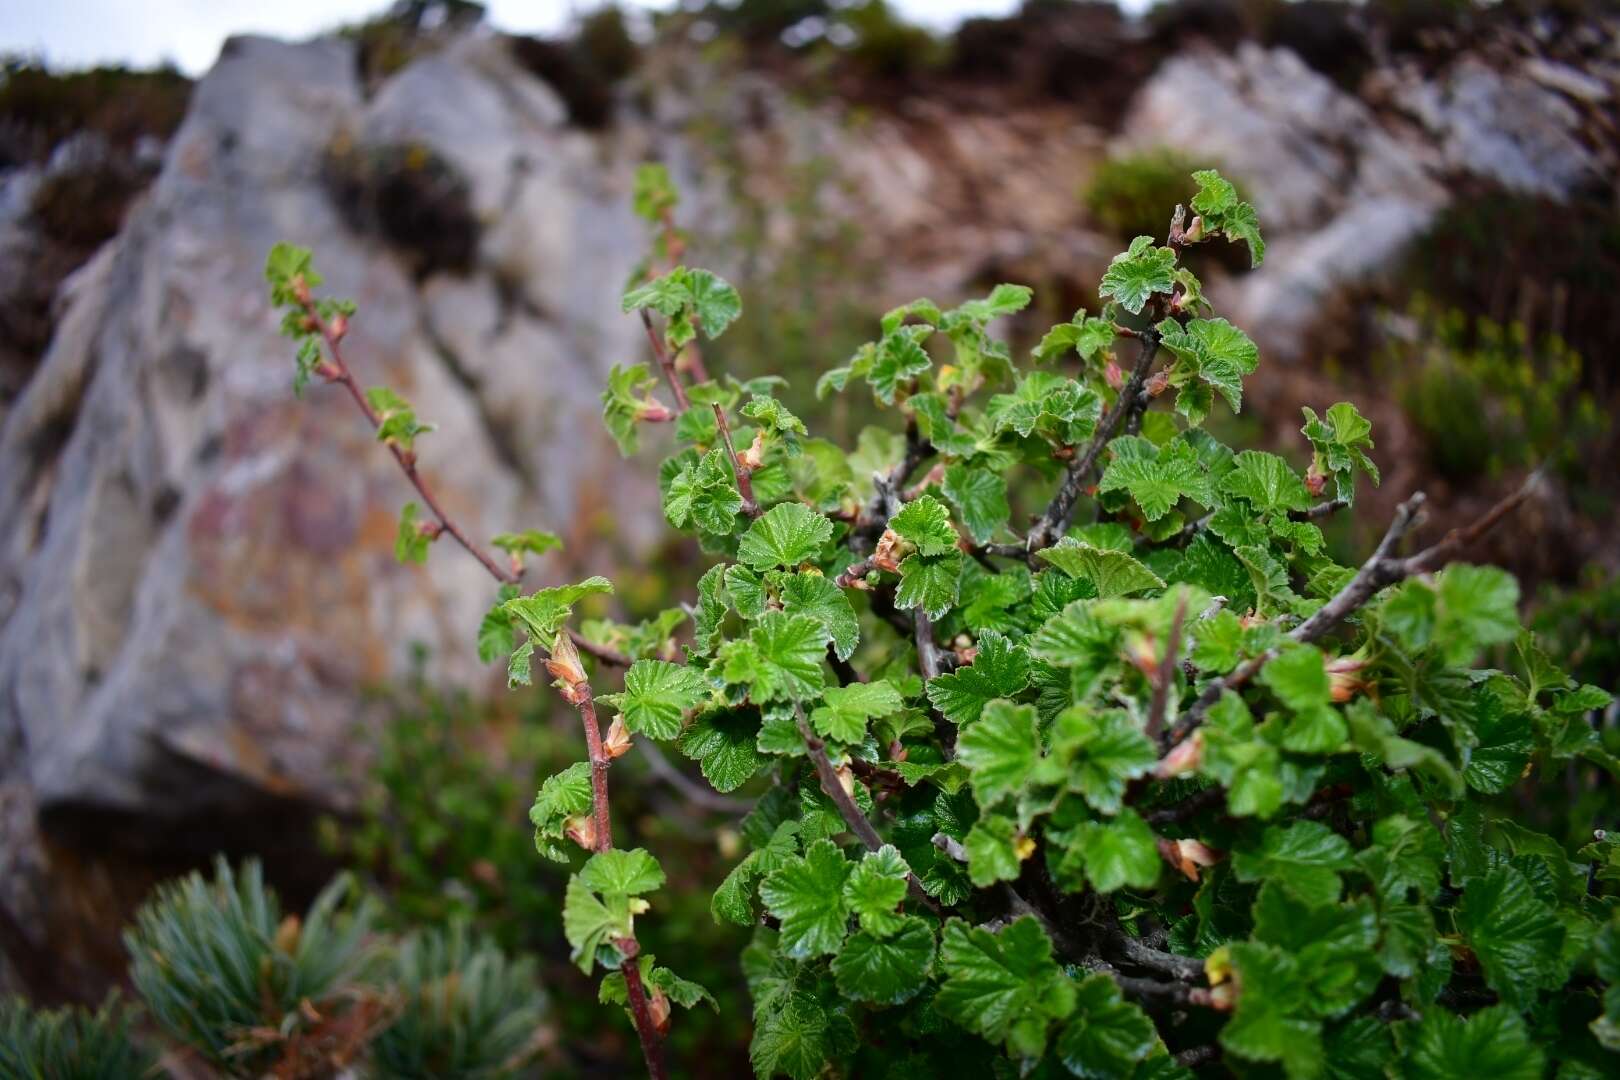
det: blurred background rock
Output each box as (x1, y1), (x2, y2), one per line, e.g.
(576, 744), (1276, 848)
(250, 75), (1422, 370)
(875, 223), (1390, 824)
(0, 0), (1616, 1072)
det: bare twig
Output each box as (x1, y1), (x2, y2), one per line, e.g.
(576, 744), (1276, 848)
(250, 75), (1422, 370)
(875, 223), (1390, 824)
(637, 739), (750, 815)
(1027, 334), (1159, 551)
(301, 295), (519, 586)
(914, 607), (947, 680)
(1166, 473), (1541, 747)
(797, 706), (939, 911)
(712, 402), (760, 518)
(640, 309), (690, 414)
(1145, 594), (1188, 744)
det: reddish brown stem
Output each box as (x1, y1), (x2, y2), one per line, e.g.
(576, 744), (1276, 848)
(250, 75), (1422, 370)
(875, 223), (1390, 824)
(793, 707), (940, 913)
(640, 309), (691, 413)
(305, 300), (520, 586)
(1145, 594), (1188, 744)
(712, 403), (761, 518)
(615, 937), (669, 1080)
(305, 286), (660, 1075)
(572, 683), (615, 852)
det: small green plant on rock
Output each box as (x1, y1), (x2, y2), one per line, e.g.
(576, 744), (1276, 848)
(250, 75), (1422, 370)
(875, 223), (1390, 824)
(267, 161), (1619, 1079)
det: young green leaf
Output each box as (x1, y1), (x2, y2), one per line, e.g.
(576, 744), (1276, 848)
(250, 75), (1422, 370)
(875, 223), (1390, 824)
(759, 839), (853, 958)
(737, 503), (835, 571)
(1099, 236), (1178, 315)
(600, 659), (709, 740)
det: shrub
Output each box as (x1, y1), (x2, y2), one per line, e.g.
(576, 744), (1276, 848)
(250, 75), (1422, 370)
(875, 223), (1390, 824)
(1382, 297), (1605, 482)
(0, 996), (155, 1079)
(124, 857), (382, 1077)
(369, 922), (547, 1078)
(267, 158), (1618, 1080)
(1082, 149), (1208, 244)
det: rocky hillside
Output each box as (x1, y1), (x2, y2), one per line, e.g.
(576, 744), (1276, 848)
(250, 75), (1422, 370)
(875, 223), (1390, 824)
(2, 1), (1616, 996)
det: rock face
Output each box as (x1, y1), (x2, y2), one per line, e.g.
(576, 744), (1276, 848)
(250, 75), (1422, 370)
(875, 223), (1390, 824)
(1118, 30), (1616, 360)
(0, 31), (670, 971)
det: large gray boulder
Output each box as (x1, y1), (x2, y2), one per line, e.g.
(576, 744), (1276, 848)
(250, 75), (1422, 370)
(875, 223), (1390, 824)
(0, 33), (660, 853)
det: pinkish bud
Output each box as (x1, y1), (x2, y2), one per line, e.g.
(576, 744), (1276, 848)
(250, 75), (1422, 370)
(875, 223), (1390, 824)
(1305, 461), (1328, 498)
(545, 633), (589, 690)
(329, 312), (349, 340)
(1159, 837), (1222, 881)
(1326, 656), (1370, 703)
(872, 530), (905, 574)
(1105, 360), (1125, 390)
(1156, 732), (1204, 778)
(603, 717), (633, 759)
(565, 814), (599, 851)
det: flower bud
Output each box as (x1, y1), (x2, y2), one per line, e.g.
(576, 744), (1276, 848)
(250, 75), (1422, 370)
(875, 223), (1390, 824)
(329, 312), (349, 340)
(1156, 731), (1204, 778)
(545, 633), (589, 691)
(566, 813), (599, 851)
(1305, 460), (1327, 498)
(603, 717), (633, 759)
(1326, 656), (1370, 703)
(649, 988), (672, 1034)
(1104, 359), (1125, 390)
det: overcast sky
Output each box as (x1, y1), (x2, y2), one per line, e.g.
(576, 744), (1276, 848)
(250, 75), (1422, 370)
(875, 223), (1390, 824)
(0, 0), (1059, 75)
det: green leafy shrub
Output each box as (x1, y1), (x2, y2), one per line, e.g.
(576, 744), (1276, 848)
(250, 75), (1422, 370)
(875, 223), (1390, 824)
(1082, 149), (1207, 244)
(1534, 567), (1620, 692)
(1383, 297), (1605, 481)
(124, 857), (381, 1077)
(0, 996), (155, 1079)
(369, 922), (547, 1079)
(328, 682), (553, 951)
(269, 160), (1619, 1080)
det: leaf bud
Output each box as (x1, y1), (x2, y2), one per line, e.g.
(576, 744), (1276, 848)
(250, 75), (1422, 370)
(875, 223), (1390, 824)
(603, 716), (634, 759)
(1156, 731), (1203, 778)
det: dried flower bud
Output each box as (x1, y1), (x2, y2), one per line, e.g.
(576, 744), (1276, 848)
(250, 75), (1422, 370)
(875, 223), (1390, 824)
(872, 529), (905, 574)
(1159, 837), (1221, 881)
(833, 764), (856, 798)
(603, 717), (634, 759)
(1156, 731), (1204, 778)
(1145, 370), (1171, 397)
